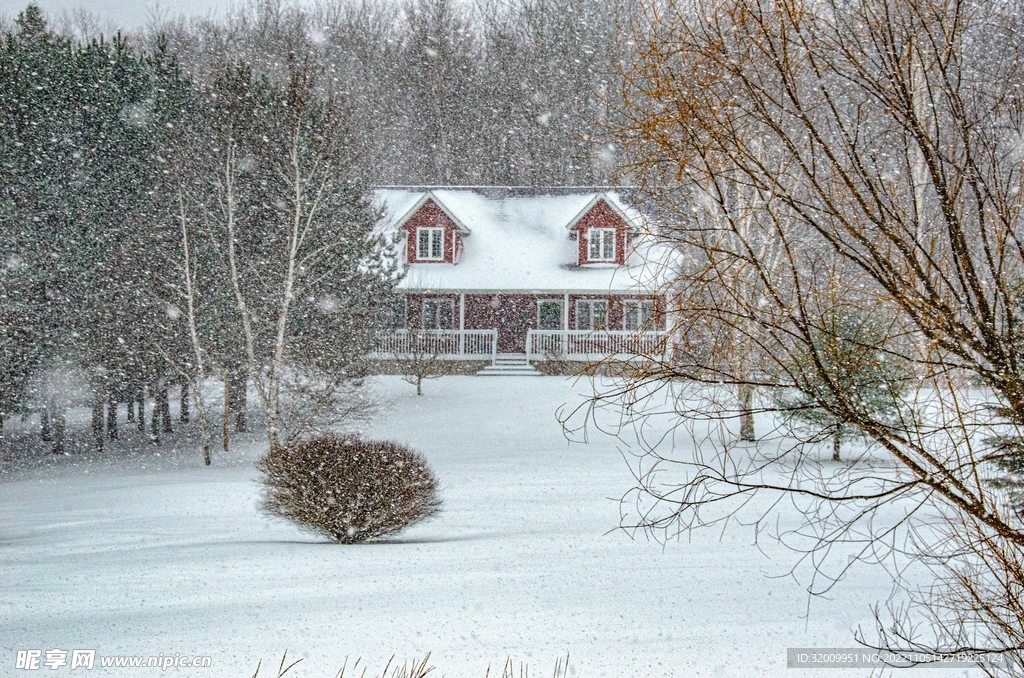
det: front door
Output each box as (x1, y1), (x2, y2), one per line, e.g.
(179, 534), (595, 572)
(497, 297), (532, 353)
(535, 300), (564, 356)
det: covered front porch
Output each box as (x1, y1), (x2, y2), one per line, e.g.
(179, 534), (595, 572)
(372, 290), (669, 365)
(370, 290), (671, 366)
(370, 328), (668, 365)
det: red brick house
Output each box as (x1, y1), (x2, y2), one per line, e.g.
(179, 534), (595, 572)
(373, 188), (668, 371)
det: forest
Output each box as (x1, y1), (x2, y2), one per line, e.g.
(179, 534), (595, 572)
(0, 0), (630, 451)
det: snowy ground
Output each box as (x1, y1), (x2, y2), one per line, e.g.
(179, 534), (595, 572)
(0, 376), (981, 677)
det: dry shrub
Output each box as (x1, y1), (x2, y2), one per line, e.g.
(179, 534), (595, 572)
(249, 653), (573, 678)
(257, 435), (441, 543)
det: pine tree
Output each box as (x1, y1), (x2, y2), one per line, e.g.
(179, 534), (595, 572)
(774, 310), (910, 461)
(0, 6), (192, 449)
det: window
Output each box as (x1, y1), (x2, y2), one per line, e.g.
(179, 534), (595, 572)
(417, 227), (444, 260)
(421, 298), (454, 329)
(588, 228), (616, 261)
(382, 296), (407, 329)
(624, 299), (655, 331)
(576, 299), (608, 330)
(538, 300), (563, 330)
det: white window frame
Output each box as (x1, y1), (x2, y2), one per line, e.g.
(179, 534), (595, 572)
(421, 297), (455, 330)
(537, 299), (563, 330)
(587, 228), (616, 262)
(417, 227), (445, 261)
(623, 299), (655, 331)
(576, 299), (608, 330)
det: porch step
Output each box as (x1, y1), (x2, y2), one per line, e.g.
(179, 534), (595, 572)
(477, 354), (542, 376)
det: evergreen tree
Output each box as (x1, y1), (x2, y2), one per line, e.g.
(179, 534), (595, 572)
(0, 5), (191, 447)
(774, 310), (910, 461)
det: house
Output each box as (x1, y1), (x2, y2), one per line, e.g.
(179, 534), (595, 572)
(372, 187), (669, 370)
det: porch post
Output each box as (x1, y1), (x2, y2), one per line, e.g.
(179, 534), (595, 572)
(664, 304), (674, 362)
(563, 292), (570, 331)
(459, 292), (466, 356)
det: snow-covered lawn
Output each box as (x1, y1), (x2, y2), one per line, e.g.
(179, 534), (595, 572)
(0, 377), (973, 676)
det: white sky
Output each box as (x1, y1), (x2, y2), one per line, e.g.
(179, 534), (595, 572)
(1, 0), (228, 30)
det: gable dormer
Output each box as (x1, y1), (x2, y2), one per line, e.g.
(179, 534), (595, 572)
(566, 196), (634, 266)
(398, 193), (468, 265)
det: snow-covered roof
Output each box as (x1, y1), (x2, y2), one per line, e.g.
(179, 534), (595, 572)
(374, 188), (667, 293)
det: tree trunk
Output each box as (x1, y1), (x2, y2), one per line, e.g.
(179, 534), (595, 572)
(229, 368), (247, 432)
(193, 377), (210, 466)
(832, 428), (842, 462)
(223, 376), (230, 453)
(51, 405), (66, 454)
(41, 402), (51, 441)
(136, 386), (145, 432)
(107, 394), (118, 440)
(738, 383), (755, 441)
(179, 382), (190, 423)
(160, 385), (172, 433)
(149, 385), (160, 443)
(126, 397), (135, 422)
(91, 376), (105, 452)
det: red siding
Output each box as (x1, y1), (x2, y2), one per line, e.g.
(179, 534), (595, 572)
(571, 199), (630, 266)
(402, 199), (462, 264)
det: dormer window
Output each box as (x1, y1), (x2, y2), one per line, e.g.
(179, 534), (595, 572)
(588, 228), (616, 261)
(417, 227), (444, 260)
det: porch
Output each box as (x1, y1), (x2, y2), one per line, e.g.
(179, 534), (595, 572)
(372, 329), (499, 363)
(525, 329), (669, 363)
(371, 328), (669, 365)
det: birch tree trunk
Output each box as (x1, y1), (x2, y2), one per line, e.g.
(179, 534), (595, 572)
(175, 180), (212, 465)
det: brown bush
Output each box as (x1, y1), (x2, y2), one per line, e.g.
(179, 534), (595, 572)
(256, 435), (441, 543)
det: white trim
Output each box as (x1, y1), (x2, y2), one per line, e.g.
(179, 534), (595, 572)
(417, 227), (445, 261)
(587, 228), (616, 262)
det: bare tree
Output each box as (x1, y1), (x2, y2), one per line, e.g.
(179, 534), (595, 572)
(598, 0), (1024, 671)
(398, 330), (445, 396)
(171, 176), (215, 465)
(173, 55), (397, 452)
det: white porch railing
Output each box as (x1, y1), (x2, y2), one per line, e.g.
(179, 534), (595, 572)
(373, 329), (498, 363)
(526, 330), (668, 364)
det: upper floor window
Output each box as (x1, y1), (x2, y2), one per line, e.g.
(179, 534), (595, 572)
(576, 299), (608, 330)
(624, 299), (655, 331)
(417, 227), (444, 260)
(588, 228), (616, 261)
